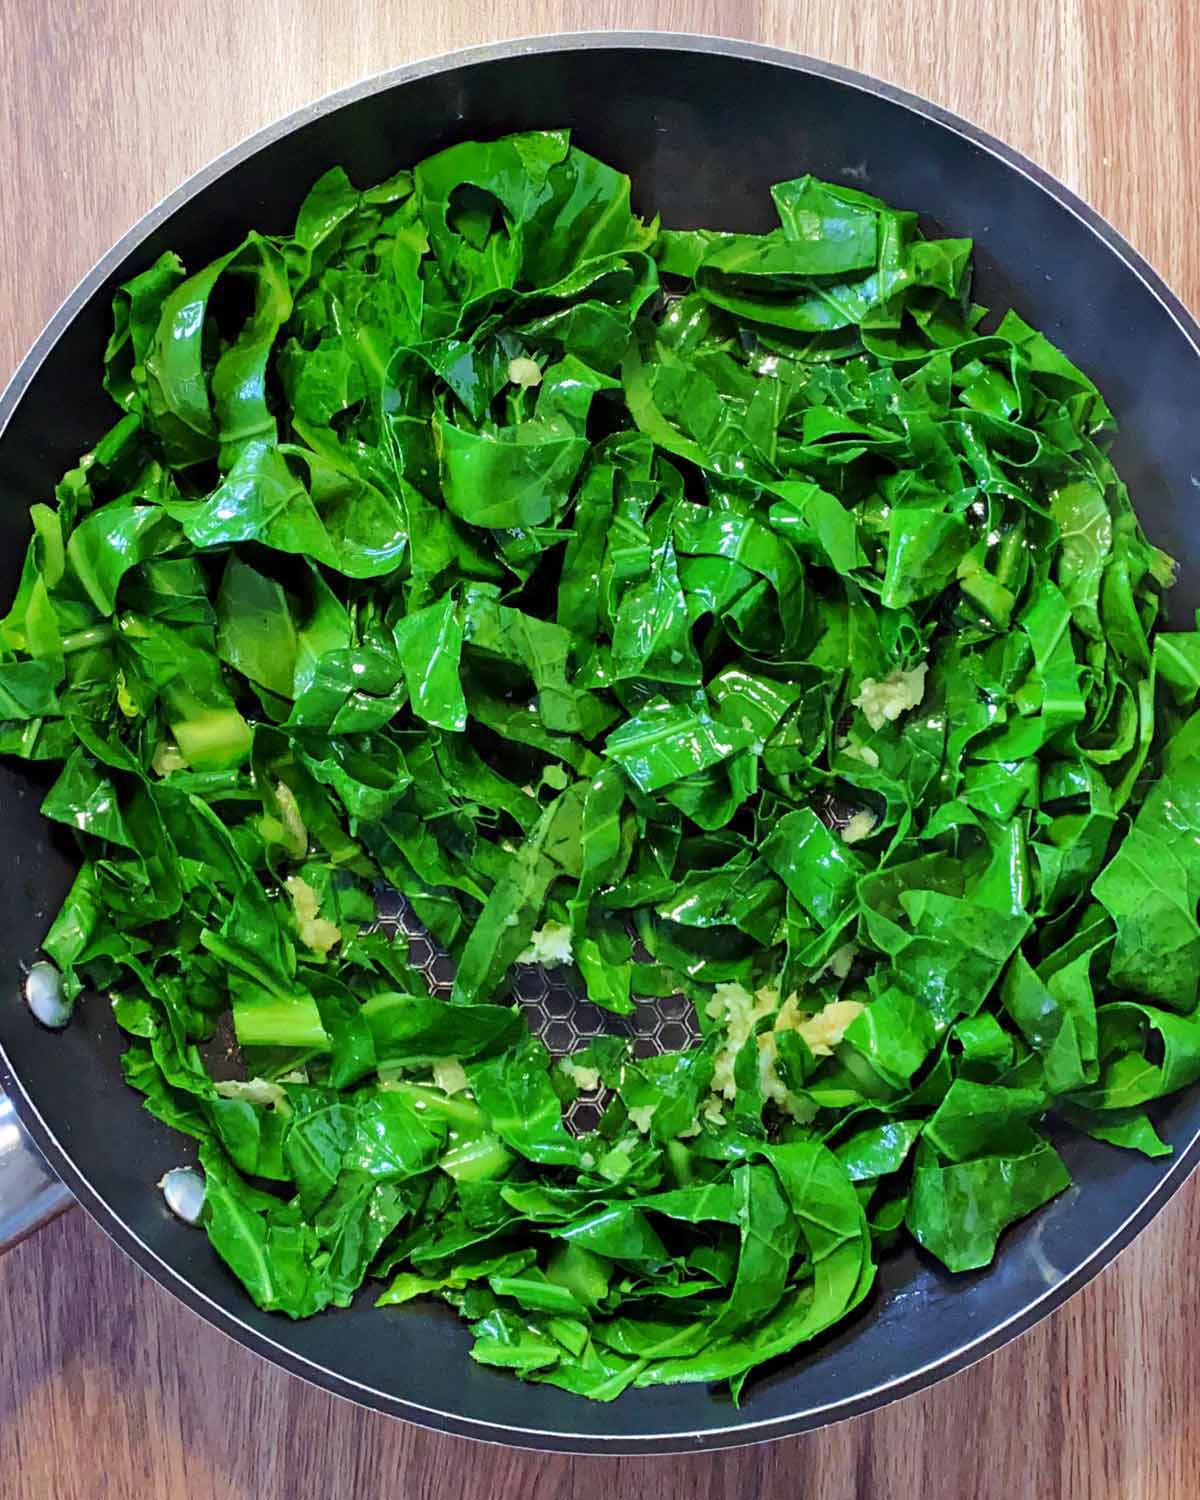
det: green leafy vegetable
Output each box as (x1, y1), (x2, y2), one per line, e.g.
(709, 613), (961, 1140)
(5, 131), (1198, 1403)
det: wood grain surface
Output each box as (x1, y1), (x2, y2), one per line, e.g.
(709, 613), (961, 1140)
(1, 3), (1198, 1497)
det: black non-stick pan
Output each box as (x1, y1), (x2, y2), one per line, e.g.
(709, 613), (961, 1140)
(2, 32), (1199, 1455)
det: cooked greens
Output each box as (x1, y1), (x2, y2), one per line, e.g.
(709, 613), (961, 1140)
(4, 129), (1200, 1401)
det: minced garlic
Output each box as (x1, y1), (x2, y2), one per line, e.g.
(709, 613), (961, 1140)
(517, 921), (573, 967)
(704, 983), (865, 1121)
(284, 875), (341, 957)
(841, 810), (877, 845)
(628, 1103), (657, 1133)
(784, 997), (866, 1057)
(559, 1056), (602, 1092)
(151, 739), (187, 777)
(829, 943), (858, 980)
(274, 781), (308, 859)
(508, 356), (542, 388)
(851, 662), (928, 732)
(432, 1058), (469, 1095)
(214, 1077), (293, 1117)
(842, 741), (881, 769)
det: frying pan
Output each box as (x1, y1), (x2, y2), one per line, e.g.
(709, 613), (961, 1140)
(1, 32), (1199, 1456)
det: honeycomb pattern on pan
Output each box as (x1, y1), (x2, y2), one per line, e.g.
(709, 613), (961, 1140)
(373, 887), (700, 1133)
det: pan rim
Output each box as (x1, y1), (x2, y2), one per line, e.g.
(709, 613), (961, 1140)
(2, 28), (1199, 1454)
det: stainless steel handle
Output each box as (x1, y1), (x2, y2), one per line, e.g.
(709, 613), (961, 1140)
(0, 1088), (73, 1252)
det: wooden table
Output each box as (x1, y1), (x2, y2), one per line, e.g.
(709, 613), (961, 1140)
(1, 3), (1197, 1496)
